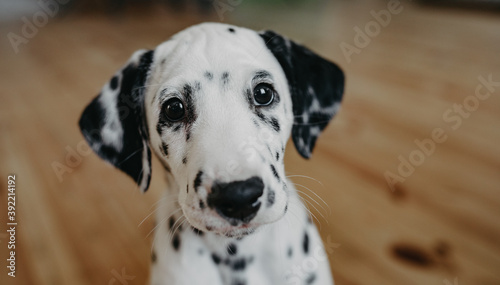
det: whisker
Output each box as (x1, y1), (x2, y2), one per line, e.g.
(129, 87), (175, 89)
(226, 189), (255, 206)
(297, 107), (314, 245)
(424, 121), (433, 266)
(294, 187), (329, 216)
(132, 82), (165, 92)
(288, 198), (314, 223)
(167, 214), (185, 241)
(117, 147), (143, 167)
(138, 203), (168, 228)
(292, 120), (331, 126)
(150, 208), (182, 255)
(147, 193), (179, 211)
(134, 168), (145, 192)
(286, 203), (303, 225)
(287, 174), (324, 186)
(293, 183), (331, 216)
(167, 217), (187, 250)
(293, 196), (322, 229)
(298, 193), (329, 225)
(139, 195), (179, 229)
(292, 114), (335, 119)
(146, 208), (182, 239)
(169, 214), (185, 236)
(148, 196), (168, 210)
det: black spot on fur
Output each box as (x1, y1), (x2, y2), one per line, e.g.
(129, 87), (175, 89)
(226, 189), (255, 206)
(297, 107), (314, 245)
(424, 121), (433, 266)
(151, 251), (157, 262)
(110, 75), (119, 90)
(267, 146), (273, 157)
(156, 122), (164, 135)
(212, 253), (221, 264)
(227, 243), (237, 255)
(183, 84), (197, 127)
(252, 119), (259, 127)
(267, 190), (275, 207)
(232, 258), (246, 271)
(157, 111), (181, 133)
(205, 71), (213, 80)
(303, 232), (309, 254)
(245, 88), (253, 106)
(254, 111), (281, 133)
(306, 273), (316, 284)
(194, 81), (201, 91)
(222, 72), (230, 85)
(182, 156), (187, 164)
(232, 280), (246, 285)
(270, 117), (280, 132)
(256, 111), (267, 122)
(275, 152), (280, 161)
(169, 217), (175, 229)
(172, 234), (180, 250)
(284, 204), (288, 213)
(186, 185), (189, 193)
(194, 171), (203, 192)
(160, 142), (169, 156)
(199, 200), (206, 209)
(228, 27), (235, 33)
(288, 247), (293, 257)
(186, 131), (191, 141)
(192, 227), (204, 236)
(254, 70), (272, 81)
(270, 165), (280, 182)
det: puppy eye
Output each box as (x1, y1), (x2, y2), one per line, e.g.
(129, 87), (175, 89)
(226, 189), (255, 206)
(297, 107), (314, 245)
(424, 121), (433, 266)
(163, 98), (185, 121)
(253, 83), (275, 106)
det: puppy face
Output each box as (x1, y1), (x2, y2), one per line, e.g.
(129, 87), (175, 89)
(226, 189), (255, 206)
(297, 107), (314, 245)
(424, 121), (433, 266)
(146, 25), (293, 236)
(79, 23), (344, 237)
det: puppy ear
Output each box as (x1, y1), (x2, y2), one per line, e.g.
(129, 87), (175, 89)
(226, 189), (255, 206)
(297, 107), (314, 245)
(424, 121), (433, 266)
(79, 49), (155, 192)
(259, 31), (345, 158)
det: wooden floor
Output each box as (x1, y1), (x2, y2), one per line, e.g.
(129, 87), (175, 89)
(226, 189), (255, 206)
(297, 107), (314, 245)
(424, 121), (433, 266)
(1, 1), (499, 284)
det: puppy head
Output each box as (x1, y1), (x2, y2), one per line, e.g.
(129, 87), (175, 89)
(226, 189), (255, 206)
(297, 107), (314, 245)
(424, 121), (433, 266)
(79, 23), (344, 237)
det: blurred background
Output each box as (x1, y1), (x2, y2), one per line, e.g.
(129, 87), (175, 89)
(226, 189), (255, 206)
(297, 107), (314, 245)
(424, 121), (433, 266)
(0, 0), (499, 284)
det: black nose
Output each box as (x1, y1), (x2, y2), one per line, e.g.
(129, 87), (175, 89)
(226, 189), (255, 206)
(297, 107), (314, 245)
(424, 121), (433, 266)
(207, 177), (264, 223)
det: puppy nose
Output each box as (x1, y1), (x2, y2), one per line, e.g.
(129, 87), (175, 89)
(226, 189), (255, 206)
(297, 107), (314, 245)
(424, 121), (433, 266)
(207, 177), (264, 223)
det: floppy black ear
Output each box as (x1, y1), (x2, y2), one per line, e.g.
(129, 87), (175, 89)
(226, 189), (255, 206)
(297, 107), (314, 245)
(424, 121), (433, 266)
(259, 30), (345, 158)
(79, 49), (155, 192)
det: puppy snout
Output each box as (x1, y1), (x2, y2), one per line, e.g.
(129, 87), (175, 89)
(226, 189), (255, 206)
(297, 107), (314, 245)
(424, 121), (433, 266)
(207, 177), (264, 223)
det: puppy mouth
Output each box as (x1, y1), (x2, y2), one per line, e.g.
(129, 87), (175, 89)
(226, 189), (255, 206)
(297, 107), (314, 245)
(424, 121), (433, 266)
(212, 224), (258, 238)
(185, 209), (259, 237)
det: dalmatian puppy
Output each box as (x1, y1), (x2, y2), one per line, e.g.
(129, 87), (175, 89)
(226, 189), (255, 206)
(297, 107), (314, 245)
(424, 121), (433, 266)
(79, 23), (344, 285)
